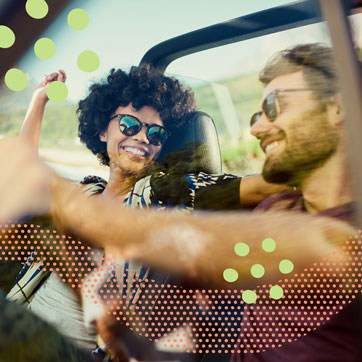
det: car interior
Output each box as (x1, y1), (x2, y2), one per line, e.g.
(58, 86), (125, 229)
(1, 0), (362, 361)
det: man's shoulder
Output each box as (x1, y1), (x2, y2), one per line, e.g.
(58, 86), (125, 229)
(254, 189), (304, 212)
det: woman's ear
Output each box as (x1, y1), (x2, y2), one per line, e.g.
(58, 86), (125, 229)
(99, 130), (107, 142)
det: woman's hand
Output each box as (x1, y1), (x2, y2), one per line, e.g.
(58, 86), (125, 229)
(32, 70), (66, 103)
(96, 314), (131, 362)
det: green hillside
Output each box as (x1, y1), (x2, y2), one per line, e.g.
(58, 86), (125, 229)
(192, 72), (264, 174)
(0, 103), (80, 149)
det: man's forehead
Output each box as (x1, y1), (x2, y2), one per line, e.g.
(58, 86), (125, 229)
(261, 70), (307, 102)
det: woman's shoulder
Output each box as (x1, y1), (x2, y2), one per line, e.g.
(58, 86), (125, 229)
(78, 175), (108, 195)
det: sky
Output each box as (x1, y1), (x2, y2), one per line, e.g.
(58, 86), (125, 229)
(14, 0), (362, 104)
(18, 0), (301, 101)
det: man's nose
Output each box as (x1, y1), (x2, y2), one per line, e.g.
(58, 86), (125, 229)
(250, 113), (273, 139)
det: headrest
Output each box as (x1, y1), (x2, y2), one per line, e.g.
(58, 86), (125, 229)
(156, 111), (222, 175)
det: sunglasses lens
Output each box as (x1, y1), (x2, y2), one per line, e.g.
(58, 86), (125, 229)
(147, 126), (168, 146)
(264, 94), (278, 121)
(117, 114), (168, 146)
(119, 116), (141, 136)
(250, 112), (261, 127)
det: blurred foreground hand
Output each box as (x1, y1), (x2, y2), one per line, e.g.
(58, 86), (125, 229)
(0, 137), (52, 221)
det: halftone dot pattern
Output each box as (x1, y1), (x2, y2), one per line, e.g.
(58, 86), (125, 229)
(2, 4), (94, 102)
(269, 284), (283, 299)
(234, 242), (249, 256)
(34, 38), (56, 59)
(5, 69), (28, 91)
(0, 25), (15, 48)
(25, 0), (49, 19)
(262, 237), (276, 252)
(67, 9), (89, 30)
(223, 268), (238, 283)
(224, 237), (292, 301)
(0, 222), (101, 289)
(242, 290), (257, 304)
(0, 223), (361, 355)
(250, 264), (265, 278)
(77, 50), (100, 72)
(279, 259), (294, 274)
(46, 81), (68, 102)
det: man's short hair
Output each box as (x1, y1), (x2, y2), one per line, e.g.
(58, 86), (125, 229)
(259, 43), (338, 103)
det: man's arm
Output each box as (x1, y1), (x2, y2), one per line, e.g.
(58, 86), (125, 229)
(51, 175), (354, 287)
(238, 174), (289, 207)
(0, 138), (354, 288)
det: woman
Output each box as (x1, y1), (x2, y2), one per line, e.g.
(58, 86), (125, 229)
(10, 65), (197, 360)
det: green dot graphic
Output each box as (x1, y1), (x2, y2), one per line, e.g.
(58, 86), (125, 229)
(270, 285), (284, 300)
(34, 38), (56, 59)
(250, 264), (265, 278)
(262, 237), (276, 252)
(234, 242), (249, 256)
(46, 81), (68, 103)
(77, 50), (100, 72)
(25, 0), (48, 19)
(67, 9), (89, 30)
(0, 26), (15, 48)
(242, 290), (257, 304)
(5, 68), (28, 91)
(223, 268), (238, 283)
(279, 259), (294, 274)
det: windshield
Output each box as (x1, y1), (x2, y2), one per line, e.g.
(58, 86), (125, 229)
(0, 0), (300, 179)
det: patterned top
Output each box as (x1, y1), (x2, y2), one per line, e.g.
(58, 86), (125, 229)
(79, 171), (241, 211)
(7, 172), (241, 351)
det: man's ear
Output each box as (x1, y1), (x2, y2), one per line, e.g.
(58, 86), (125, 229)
(99, 130), (107, 142)
(327, 93), (344, 127)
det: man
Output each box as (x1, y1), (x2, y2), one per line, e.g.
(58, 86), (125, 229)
(0, 44), (357, 360)
(232, 43), (360, 361)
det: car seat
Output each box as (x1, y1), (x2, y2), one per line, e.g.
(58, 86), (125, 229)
(157, 110), (222, 175)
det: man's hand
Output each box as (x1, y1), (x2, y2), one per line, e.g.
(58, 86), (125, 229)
(0, 137), (52, 221)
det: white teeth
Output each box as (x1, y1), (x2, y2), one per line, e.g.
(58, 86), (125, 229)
(265, 141), (279, 154)
(123, 147), (146, 156)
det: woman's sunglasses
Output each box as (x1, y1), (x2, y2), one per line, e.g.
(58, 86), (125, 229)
(110, 114), (169, 146)
(250, 88), (313, 127)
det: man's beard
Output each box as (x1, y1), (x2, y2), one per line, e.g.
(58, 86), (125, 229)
(262, 108), (339, 186)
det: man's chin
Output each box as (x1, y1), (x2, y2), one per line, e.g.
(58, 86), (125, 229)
(262, 164), (294, 185)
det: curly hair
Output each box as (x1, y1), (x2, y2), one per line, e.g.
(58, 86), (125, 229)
(77, 64), (196, 165)
(259, 43), (338, 103)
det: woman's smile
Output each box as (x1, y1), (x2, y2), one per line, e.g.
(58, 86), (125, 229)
(120, 145), (151, 159)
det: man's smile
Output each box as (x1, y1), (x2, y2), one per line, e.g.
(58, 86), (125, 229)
(261, 136), (285, 157)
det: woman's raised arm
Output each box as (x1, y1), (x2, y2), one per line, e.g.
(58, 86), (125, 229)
(20, 70), (66, 150)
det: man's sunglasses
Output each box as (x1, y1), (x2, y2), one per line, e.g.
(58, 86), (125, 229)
(250, 88), (313, 127)
(109, 114), (169, 146)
